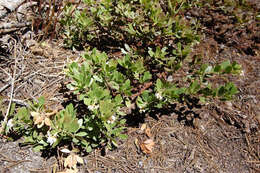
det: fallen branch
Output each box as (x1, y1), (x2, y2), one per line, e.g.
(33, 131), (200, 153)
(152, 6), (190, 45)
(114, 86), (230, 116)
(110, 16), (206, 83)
(0, 21), (31, 29)
(0, 40), (17, 134)
(3, 98), (29, 107)
(0, 83), (11, 93)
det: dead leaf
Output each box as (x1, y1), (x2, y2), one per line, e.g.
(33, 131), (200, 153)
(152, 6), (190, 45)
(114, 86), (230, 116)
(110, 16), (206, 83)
(31, 111), (53, 128)
(44, 117), (52, 126)
(46, 109), (58, 117)
(225, 101), (233, 110)
(31, 111), (40, 117)
(64, 154), (77, 169)
(140, 123), (147, 131)
(140, 139), (155, 154)
(31, 111), (45, 128)
(145, 127), (152, 138)
(64, 153), (84, 169)
(76, 155), (84, 165)
(34, 114), (44, 125)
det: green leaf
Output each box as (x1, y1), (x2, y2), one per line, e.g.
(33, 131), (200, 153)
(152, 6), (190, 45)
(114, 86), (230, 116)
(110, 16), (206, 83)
(199, 64), (209, 74)
(15, 107), (31, 123)
(72, 137), (79, 143)
(57, 104), (80, 133)
(52, 137), (60, 148)
(24, 136), (34, 143)
(136, 96), (147, 110)
(39, 140), (48, 147)
(156, 79), (163, 90)
(148, 47), (154, 57)
(231, 62), (242, 74)
(199, 96), (206, 104)
(32, 130), (38, 139)
(86, 145), (92, 153)
(118, 54), (131, 68)
(38, 96), (45, 107)
(67, 119), (80, 133)
(100, 100), (115, 119)
(111, 71), (125, 83)
(141, 71), (152, 83)
(92, 84), (110, 99)
(87, 126), (93, 131)
(224, 66), (232, 74)
(217, 86), (226, 97)
(33, 145), (44, 152)
(111, 139), (118, 147)
(76, 132), (88, 137)
(188, 80), (200, 94)
(83, 98), (92, 106)
(130, 59), (145, 75)
(9, 103), (16, 116)
(93, 75), (103, 83)
(119, 134), (128, 140)
(220, 60), (231, 70)
(126, 23), (137, 35)
(200, 87), (213, 96)
(224, 82), (238, 96)
(120, 79), (132, 96)
(114, 95), (123, 105)
(141, 90), (154, 103)
(120, 119), (126, 125)
(217, 82), (238, 100)
(214, 65), (221, 73)
(80, 139), (89, 146)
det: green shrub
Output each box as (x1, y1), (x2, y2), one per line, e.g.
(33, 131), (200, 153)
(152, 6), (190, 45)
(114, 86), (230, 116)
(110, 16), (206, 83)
(5, 0), (242, 153)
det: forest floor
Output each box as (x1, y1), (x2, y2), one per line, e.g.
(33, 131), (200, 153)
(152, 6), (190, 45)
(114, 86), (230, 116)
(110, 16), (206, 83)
(0, 0), (259, 172)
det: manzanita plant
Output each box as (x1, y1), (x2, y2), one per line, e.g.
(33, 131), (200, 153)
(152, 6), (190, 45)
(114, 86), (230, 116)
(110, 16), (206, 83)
(2, 0), (243, 154)
(61, 0), (199, 49)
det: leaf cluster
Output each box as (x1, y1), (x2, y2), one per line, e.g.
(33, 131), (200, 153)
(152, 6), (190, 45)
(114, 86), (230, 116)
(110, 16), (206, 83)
(61, 0), (199, 49)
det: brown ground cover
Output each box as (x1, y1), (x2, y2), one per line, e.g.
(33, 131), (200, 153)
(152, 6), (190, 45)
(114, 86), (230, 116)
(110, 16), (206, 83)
(0, 0), (259, 172)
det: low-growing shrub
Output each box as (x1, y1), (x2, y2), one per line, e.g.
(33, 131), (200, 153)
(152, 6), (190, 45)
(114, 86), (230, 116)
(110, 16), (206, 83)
(3, 0), (242, 153)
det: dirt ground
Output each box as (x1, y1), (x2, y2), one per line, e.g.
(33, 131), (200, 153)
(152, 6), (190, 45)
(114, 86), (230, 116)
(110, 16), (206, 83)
(0, 0), (260, 173)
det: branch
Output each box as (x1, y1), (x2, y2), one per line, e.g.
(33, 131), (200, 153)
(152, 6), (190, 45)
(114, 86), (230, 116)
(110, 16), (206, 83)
(0, 40), (18, 134)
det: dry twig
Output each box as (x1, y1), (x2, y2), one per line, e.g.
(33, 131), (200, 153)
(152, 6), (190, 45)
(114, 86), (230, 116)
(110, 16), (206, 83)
(0, 22), (31, 30)
(0, 40), (18, 134)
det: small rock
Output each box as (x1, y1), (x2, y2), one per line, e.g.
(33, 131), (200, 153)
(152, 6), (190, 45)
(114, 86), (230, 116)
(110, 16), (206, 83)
(193, 118), (206, 132)
(225, 101), (233, 110)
